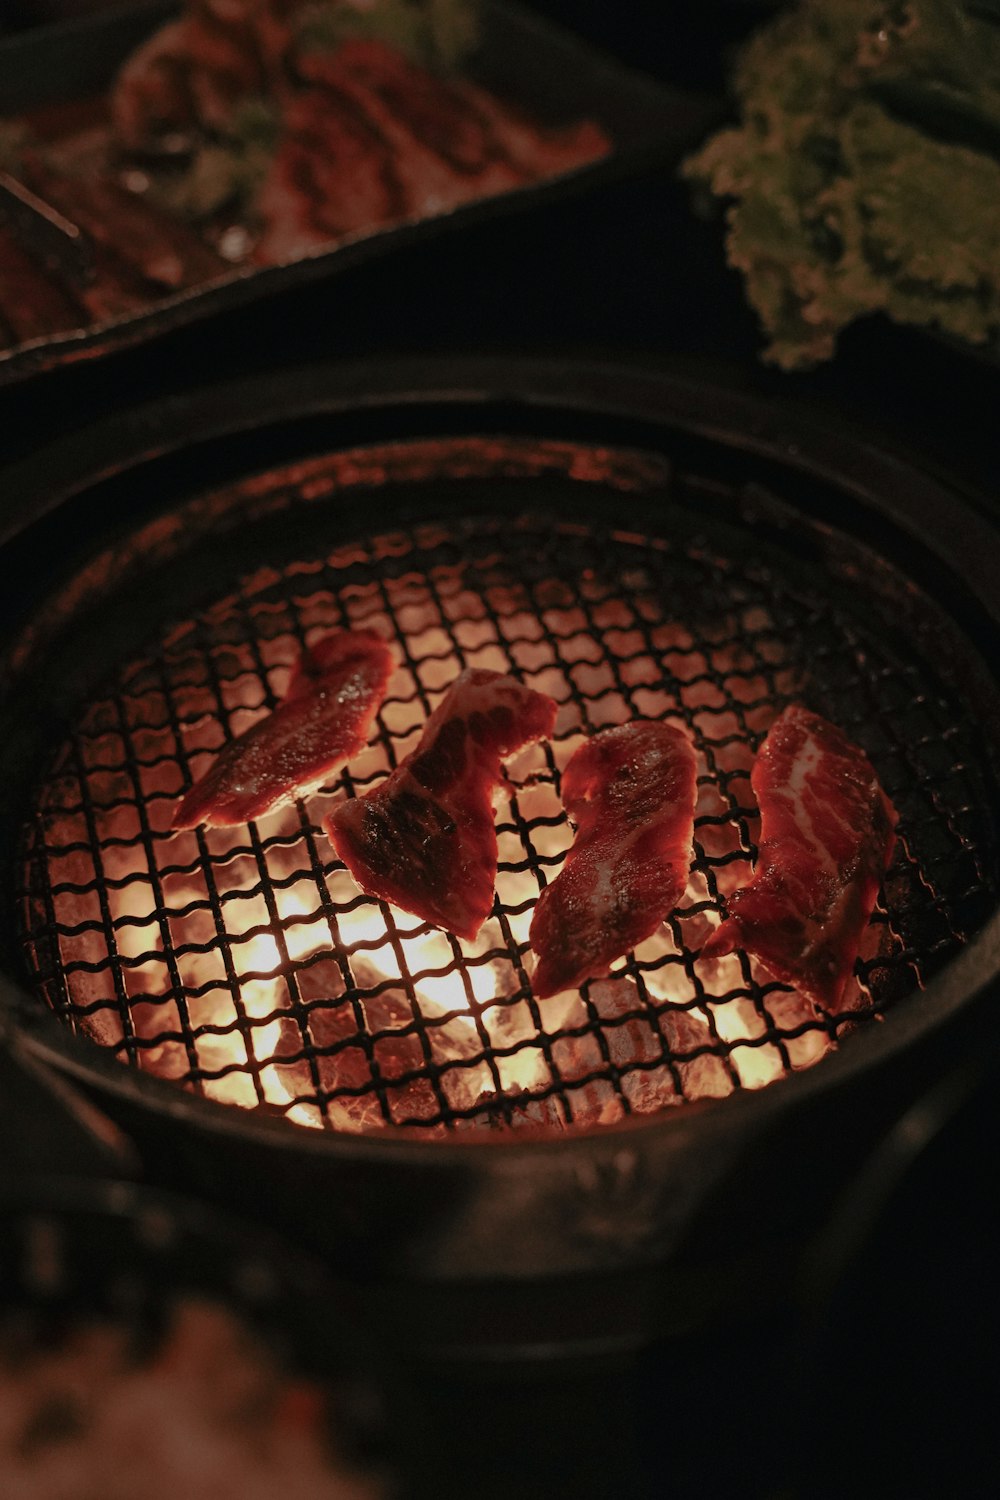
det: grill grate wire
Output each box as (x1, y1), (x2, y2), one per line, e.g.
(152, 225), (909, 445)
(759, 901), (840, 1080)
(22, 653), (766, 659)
(15, 447), (998, 1136)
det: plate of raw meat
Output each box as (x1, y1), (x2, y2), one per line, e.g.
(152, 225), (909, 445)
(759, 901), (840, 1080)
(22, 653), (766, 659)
(0, 0), (713, 383)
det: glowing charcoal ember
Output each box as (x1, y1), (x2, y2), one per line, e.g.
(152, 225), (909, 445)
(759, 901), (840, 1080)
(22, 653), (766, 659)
(763, 988), (832, 1071)
(529, 721), (698, 997)
(105, 8), (610, 272)
(661, 1002), (734, 1102)
(149, 886), (540, 1130)
(253, 87), (403, 263)
(173, 630), (394, 828)
(703, 985), (785, 1092)
(308, 989), (435, 1130)
(22, 488), (950, 1138)
(256, 38), (610, 262)
(555, 981), (733, 1126)
(326, 669), (557, 941)
(458, 979), (736, 1132)
(703, 705), (898, 1012)
(455, 1088), (567, 1133)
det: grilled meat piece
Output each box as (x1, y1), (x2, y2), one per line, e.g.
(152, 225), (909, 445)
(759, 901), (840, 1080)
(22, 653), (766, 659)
(702, 704), (898, 1011)
(298, 39), (527, 192)
(173, 629), (394, 829)
(529, 721), (698, 998)
(326, 668), (557, 941)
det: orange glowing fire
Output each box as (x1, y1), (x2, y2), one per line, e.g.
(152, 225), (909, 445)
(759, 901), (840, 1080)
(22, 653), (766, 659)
(104, 766), (830, 1135)
(191, 888), (568, 1131)
(31, 522), (842, 1136)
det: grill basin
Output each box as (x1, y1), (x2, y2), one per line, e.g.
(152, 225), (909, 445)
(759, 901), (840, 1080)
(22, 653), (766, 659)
(16, 435), (998, 1138)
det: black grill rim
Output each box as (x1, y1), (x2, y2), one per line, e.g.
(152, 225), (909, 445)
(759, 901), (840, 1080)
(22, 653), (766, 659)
(2, 355), (1000, 1165)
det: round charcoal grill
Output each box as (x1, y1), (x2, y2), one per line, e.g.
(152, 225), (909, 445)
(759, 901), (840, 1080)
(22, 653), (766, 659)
(2, 361), (1000, 1309)
(13, 446), (996, 1137)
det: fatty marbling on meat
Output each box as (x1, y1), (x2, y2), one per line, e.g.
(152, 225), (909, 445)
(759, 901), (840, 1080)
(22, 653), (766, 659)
(529, 721), (698, 997)
(326, 668), (557, 940)
(702, 704), (898, 1010)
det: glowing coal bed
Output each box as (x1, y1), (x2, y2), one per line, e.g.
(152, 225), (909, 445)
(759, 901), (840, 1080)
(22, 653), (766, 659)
(16, 439), (996, 1136)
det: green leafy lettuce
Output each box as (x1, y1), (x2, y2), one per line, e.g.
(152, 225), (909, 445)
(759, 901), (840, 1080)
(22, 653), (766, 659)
(683, 0), (1000, 367)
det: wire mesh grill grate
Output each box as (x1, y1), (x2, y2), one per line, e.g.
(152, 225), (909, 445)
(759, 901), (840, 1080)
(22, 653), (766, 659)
(16, 439), (999, 1135)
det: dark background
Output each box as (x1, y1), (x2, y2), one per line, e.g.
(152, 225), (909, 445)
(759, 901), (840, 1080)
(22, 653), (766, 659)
(1, 6), (998, 1496)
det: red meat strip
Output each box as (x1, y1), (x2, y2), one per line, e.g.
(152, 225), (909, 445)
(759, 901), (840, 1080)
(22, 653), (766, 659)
(253, 83), (404, 263)
(326, 668), (557, 941)
(255, 41), (518, 263)
(529, 721), (698, 998)
(19, 154), (227, 292)
(702, 704), (898, 1011)
(173, 629), (394, 829)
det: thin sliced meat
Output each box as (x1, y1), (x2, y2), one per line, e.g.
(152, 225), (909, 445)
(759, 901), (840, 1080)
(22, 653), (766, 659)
(253, 83), (403, 263)
(529, 721), (698, 998)
(326, 668), (557, 941)
(297, 42), (525, 218)
(543, 982), (732, 1127)
(702, 704), (898, 1011)
(172, 629), (394, 829)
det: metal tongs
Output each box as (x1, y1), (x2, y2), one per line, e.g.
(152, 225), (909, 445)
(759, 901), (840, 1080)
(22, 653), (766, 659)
(0, 167), (94, 286)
